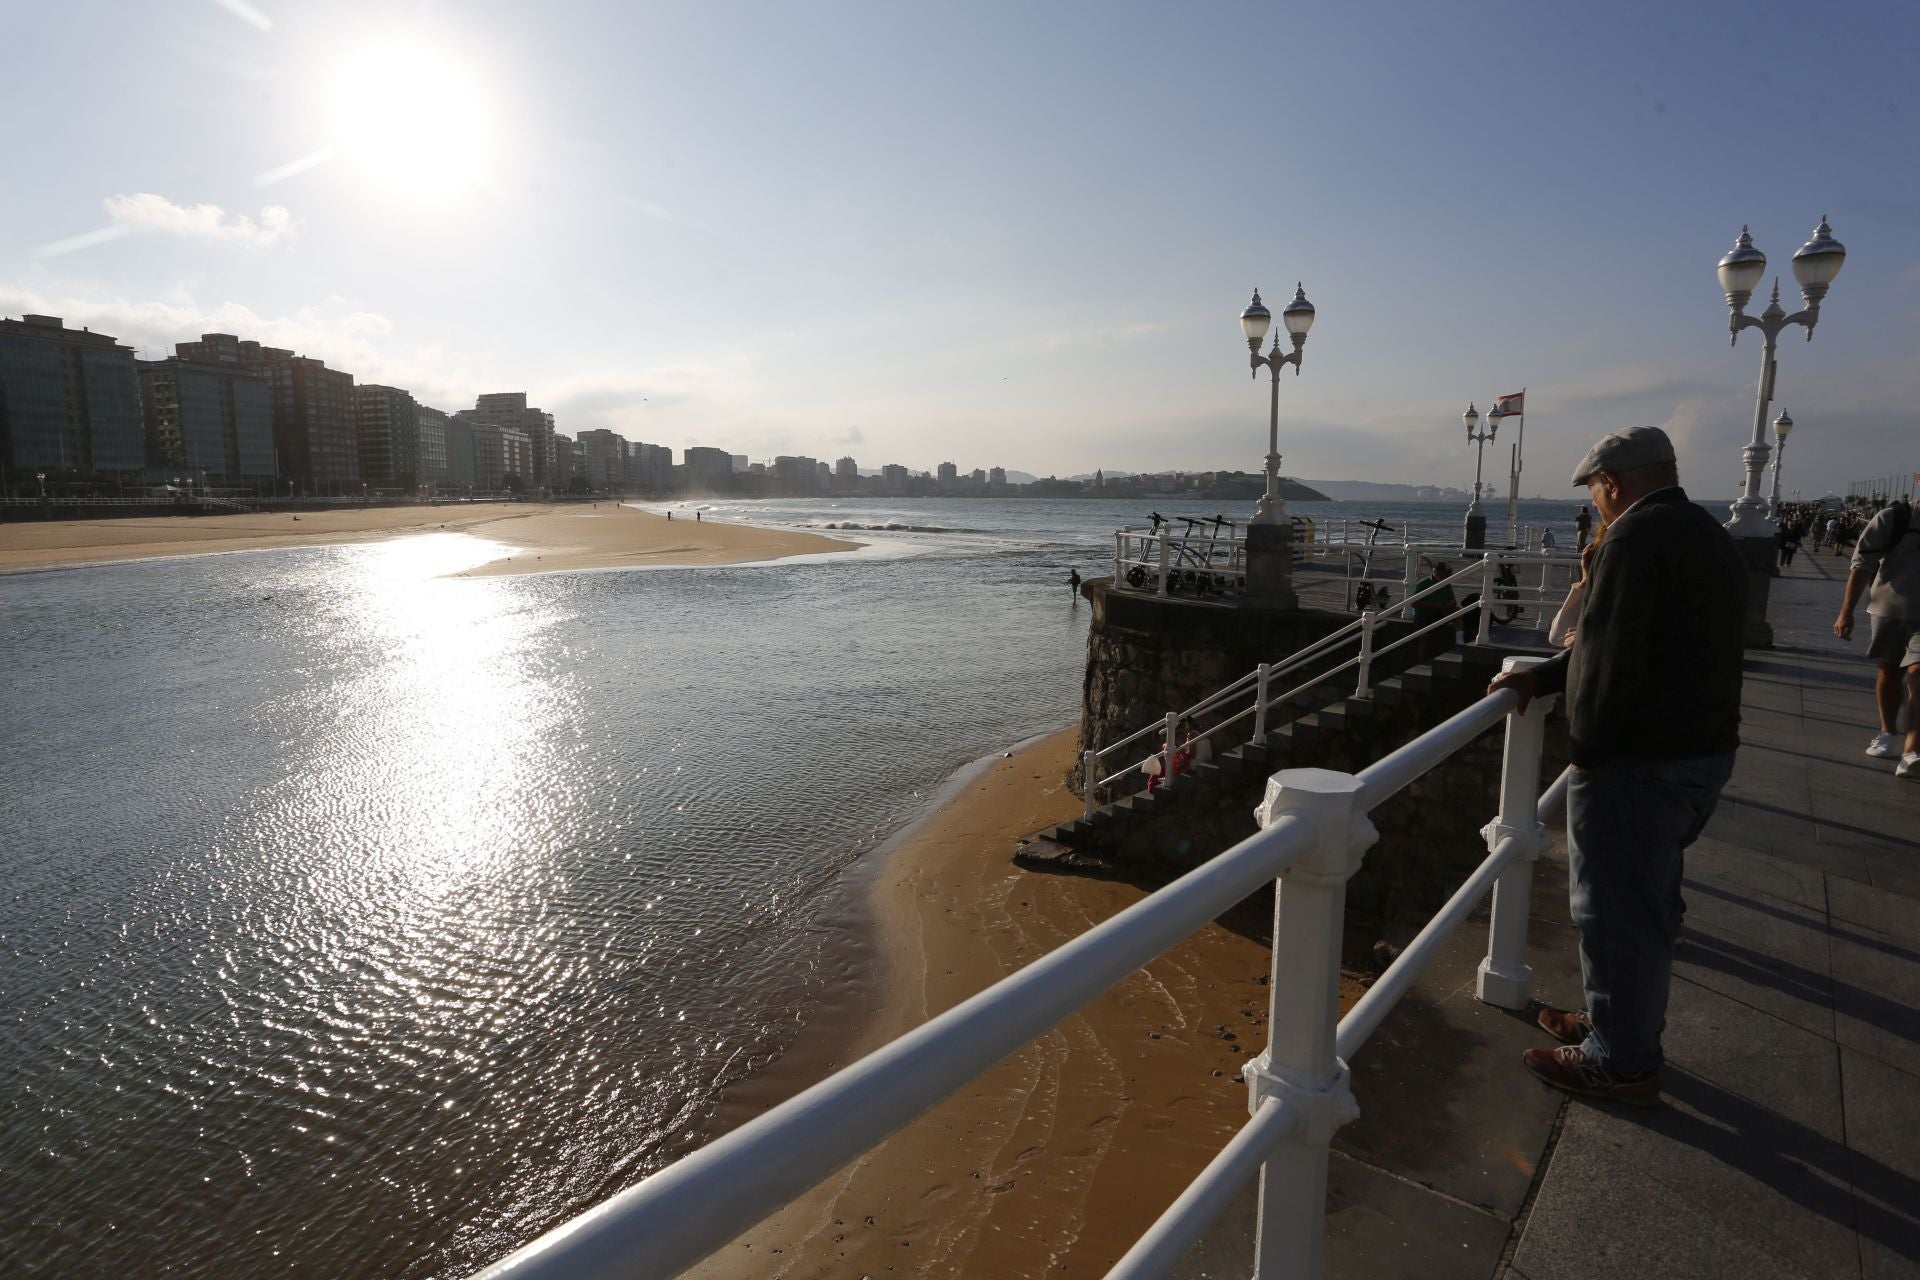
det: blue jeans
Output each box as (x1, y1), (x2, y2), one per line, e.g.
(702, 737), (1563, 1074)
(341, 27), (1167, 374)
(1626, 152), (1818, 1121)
(1566, 753), (1735, 1075)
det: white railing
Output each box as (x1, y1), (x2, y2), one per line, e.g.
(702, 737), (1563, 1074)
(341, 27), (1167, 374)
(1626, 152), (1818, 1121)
(1311, 538), (1582, 629)
(472, 658), (1564, 1280)
(1080, 557), (1531, 819)
(1110, 517), (1322, 597)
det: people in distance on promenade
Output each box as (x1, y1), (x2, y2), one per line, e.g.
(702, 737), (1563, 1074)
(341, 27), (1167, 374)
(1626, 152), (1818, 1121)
(1541, 527), (1558, 551)
(1488, 426), (1745, 1107)
(1575, 505), (1593, 550)
(1833, 499), (1920, 777)
(1548, 525), (1606, 649)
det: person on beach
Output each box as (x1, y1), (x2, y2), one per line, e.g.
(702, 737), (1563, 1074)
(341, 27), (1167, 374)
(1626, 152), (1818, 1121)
(1834, 499), (1920, 778)
(1576, 505), (1593, 551)
(1068, 568), (1082, 595)
(1488, 425), (1745, 1106)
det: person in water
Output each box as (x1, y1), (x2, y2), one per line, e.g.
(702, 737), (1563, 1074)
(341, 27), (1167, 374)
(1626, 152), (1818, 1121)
(1068, 568), (1082, 595)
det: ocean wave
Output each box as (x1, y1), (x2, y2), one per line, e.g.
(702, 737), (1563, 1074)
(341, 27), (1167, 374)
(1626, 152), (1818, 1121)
(807, 521), (983, 534)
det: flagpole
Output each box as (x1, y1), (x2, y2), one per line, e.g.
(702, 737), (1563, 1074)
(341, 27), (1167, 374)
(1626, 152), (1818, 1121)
(1504, 387), (1526, 546)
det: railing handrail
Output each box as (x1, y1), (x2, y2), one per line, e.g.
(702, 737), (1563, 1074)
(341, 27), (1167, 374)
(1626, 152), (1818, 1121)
(474, 681), (1563, 1280)
(473, 811), (1321, 1280)
(1086, 559), (1495, 800)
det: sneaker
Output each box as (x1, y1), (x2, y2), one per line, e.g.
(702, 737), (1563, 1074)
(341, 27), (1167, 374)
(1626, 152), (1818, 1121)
(1899, 753), (1920, 780)
(1536, 1004), (1592, 1045)
(1523, 1045), (1662, 1107)
(1867, 731), (1902, 759)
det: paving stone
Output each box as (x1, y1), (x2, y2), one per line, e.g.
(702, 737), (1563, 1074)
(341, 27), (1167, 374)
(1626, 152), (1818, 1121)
(1662, 977), (1845, 1143)
(1510, 1098), (1851, 1280)
(1336, 916), (1576, 1220)
(1828, 873), (1920, 943)
(1673, 929), (1835, 1041)
(1686, 839), (1828, 911)
(1323, 1152), (1510, 1280)
(1839, 1048), (1920, 1278)
(1829, 921), (1920, 1072)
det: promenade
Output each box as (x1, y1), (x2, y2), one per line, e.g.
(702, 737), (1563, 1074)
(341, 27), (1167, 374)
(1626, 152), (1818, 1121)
(1178, 542), (1920, 1278)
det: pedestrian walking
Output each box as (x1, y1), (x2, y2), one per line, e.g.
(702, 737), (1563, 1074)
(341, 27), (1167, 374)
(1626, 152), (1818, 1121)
(1834, 499), (1920, 777)
(1488, 425), (1745, 1106)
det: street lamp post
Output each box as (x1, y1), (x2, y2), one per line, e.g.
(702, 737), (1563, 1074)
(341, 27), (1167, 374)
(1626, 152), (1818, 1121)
(1238, 285), (1316, 607)
(37, 471), (47, 500)
(1767, 410), (1793, 521)
(1717, 217), (1846, 647)
(1459, 402), (1505, 551)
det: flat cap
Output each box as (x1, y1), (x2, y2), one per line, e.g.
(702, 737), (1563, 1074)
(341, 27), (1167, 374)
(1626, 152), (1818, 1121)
(1570, 425), (1676, 486)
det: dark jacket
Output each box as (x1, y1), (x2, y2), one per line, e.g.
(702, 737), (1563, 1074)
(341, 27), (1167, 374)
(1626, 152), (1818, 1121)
(1532, 487), (1746, 767)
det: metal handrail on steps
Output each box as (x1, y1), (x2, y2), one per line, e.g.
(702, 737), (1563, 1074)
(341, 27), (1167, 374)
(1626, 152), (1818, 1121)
(1080, 558), (1509, 818)
(472, 659), (1566, 1280)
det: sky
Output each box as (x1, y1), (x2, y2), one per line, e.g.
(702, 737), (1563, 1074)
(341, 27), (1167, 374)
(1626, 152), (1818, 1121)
(2, 0), (1916, 499)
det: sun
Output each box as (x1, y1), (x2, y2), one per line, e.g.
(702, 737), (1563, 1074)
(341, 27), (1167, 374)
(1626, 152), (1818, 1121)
(329, 38), (493, 199)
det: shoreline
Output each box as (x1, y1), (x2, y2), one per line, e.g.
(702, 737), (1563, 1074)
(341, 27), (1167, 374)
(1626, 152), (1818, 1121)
(686, 728), (1281, 1279)
(0, 503), (860, 577)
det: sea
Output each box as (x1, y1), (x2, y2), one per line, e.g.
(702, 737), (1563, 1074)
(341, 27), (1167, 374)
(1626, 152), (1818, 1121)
(0, 495), (1598, 1277)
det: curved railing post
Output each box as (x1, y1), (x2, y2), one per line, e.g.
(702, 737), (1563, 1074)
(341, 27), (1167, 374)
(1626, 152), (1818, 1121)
(1157, 529), (1171, 597)
(1114, 531), (1124, 584)
(1354, 611), (1377, 698)
(1162, 711), (1179, 780)
(1246, 769), (1375, 1280)
(1476, 656), (1556, 1009)
(1082, 749), (1099, 820)
(1253, 662), (1272, 741)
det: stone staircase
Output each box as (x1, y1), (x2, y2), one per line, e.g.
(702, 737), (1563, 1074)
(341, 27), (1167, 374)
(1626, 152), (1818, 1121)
(1018, 646), (1532, 912)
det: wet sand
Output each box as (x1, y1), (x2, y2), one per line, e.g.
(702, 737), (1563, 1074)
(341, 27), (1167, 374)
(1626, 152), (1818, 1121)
(0, 503), (858, 576)
(688, 729), (1318, 1280)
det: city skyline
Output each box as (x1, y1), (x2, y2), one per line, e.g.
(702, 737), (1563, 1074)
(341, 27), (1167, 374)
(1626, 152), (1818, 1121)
(3, 2), (1916, 498)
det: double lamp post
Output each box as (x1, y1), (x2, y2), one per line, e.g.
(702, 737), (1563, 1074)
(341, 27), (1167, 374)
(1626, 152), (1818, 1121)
(1716, 216), (1845, 646)
(1458, 401), (1507, 550)
(1238, 284), (1317, 606)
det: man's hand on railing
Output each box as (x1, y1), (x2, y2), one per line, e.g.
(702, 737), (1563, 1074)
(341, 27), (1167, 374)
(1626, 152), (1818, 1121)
(1486, 668), (1538, 714)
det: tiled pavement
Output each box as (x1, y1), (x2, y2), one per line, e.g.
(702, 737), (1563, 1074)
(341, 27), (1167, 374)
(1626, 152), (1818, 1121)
(1175, 546), (1920, 1279)
(1509, 547), (1920, 1280)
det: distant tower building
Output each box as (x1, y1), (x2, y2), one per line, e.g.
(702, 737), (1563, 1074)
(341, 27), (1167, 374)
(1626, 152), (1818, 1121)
(936, 461), (959, 485)
(835, 455), (858, 478)
(989, 466), (1006, 486)
(0, 315), (145, 479)
(880, 463), (909, 495)
(730, 453), (750, 474)
(415, 405), (451, 489)
(1095, 469), (1104, 489)
(683, 446), (734, 492)
(578, 428), (629, 490)
(177, 333), (357, 493)
(466, 392), (557, 491)
(135, 356), (274, 488)
(353, 384), (420, 490)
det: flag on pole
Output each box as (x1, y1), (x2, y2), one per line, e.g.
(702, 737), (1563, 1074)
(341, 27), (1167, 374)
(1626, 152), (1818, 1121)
(1494, 391), (1525, 417)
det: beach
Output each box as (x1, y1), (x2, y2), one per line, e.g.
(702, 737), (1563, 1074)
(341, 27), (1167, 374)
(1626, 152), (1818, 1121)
(689, 728), (1310, 1280)
(0, 502), (858, 576)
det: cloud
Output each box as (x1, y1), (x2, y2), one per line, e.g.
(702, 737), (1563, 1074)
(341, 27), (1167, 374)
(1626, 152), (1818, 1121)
(102, 193), (297, 246)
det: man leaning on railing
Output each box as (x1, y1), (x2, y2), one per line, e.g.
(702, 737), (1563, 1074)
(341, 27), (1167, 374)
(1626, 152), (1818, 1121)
(1487, 425), (1746, 1107)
